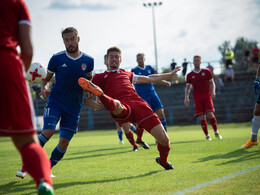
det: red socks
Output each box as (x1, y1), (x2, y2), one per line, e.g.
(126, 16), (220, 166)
(157, 143), (170, 166)
(99, 94), (117, 111)
(20, 142), (52, 187)
(136, 127), (144, 142)
(200, 120), (209, 136)
(209, 117), (218, 133)
(125, 131), (138, 148)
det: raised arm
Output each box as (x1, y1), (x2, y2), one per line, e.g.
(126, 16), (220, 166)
(155, 80), (171, 87)
(135, 66), (181, 84)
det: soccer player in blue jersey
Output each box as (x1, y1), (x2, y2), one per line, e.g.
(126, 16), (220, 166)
(16, 27), (94, 178)
(131, 53), (171, 145)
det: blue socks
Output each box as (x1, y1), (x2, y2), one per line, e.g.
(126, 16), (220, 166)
(50, 145), (66, 168)
(38, 133), (49, 147)
(117, 130), (123, 142)
(130, 124), (137, 134)
(160, 118), (167, 132)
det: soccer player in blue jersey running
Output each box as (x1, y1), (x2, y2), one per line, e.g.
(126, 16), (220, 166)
(16, 27), (94, 178)
(131, 53), (171, 144)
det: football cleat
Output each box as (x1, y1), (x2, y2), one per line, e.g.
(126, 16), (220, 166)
(206, 135), (212, 141)
(37, 179), (54, 195)
(78, 77), (103, 97)
(136, 140), (150, 149)
(155, 157), (174, 170)
(133, 146), (139, 151)
(215, 133), (222, 140)
(119, 141), (124, 145)
(241, 140), (258, 148)
(16, 169), (27, 179)
(50, 172), (56, 178)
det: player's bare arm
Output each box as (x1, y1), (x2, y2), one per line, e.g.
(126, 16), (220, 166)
(84, 94), (103, 111)
(18, 23), (33, 71)
(39, 71), (53, 99)
(135, 66), (181, 84)
(209, 79), (216, 99)
(184, 84), (191, 106)
(155, 80), (171, 87)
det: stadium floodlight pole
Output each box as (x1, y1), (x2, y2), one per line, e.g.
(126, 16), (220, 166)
(143, 2), (162, 72)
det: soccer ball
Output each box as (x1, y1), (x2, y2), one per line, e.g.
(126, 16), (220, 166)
(26, 62), (46, 84)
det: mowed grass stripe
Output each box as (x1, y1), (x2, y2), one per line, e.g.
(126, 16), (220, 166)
(172, 164), (260, 195)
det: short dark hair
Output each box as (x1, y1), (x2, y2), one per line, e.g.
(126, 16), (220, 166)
(107, 46), (121, 56)
(61, 27), (78, 38)
(136, 53), (145, 58)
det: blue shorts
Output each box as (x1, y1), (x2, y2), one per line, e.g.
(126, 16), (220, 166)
(138, 91), (163, 112)
(43, 103), (79, 141)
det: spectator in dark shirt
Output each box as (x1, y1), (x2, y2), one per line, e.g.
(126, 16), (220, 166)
(182, 58), (188, 77)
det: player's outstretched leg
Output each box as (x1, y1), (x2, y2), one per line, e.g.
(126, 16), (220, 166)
(149, 124), (173, 170)
(78, 77), (103, 96)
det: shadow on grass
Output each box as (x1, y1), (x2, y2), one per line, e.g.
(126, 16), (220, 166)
(69, 146), (125, 155)
(0, 180), (35, 195)
(172, 140), (205, 145)
(147, 140), (204, 147)
(64, 147), (135, 161)
(193, 148), (260, 165)
(54, 170), (163, 190)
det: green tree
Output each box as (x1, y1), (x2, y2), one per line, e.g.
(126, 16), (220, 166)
(218, 37), (258, 66)
(218, 41), (231, 65)
(233, 37), (257, 65)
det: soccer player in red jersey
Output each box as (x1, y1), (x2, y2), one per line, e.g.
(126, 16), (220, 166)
(184, 55), (222, 141)
(79, 46), (181, 170)
(0, 0), (54, 194)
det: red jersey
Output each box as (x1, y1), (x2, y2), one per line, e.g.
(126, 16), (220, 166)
(0, 0), (31, 54)
(252, 48), (260, 58)
(92, 69), (139, 100)
(186, 68), (213, 100)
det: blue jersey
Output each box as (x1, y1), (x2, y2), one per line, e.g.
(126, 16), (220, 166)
(47, 51), (94, 115)
(131, 65), (163, 111)
(131, 65), (155, 94)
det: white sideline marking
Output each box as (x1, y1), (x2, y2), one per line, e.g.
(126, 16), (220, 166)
(172, 164), (260, 195)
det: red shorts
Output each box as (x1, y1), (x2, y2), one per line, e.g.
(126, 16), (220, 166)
(193, 96), (214, 117)
(111, 96), (161, 132)
(0, 50), (36, 136)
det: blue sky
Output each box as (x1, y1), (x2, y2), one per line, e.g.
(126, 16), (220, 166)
(24, 0), (260, 74)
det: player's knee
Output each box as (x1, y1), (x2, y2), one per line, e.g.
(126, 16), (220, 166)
(58, 138), (70, 150)
(113, 100), (124, 115)
(158, 134), (169, 146)
(42, 129), (55, 139)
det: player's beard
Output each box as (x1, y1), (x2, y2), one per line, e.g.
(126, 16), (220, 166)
(66, 45), (79, 54)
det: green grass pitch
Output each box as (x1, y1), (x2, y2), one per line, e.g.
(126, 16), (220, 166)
(0, 122), (259, 194)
